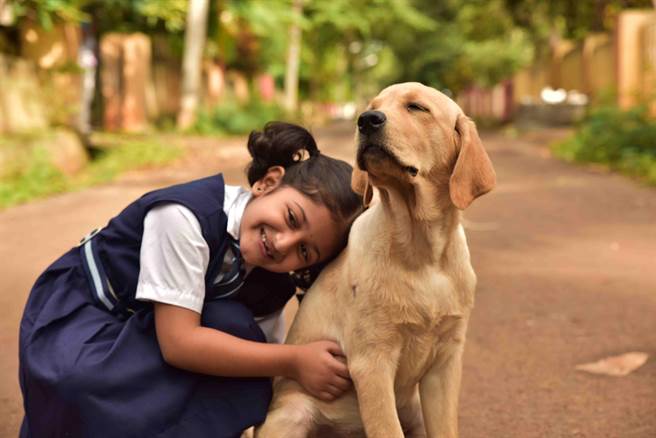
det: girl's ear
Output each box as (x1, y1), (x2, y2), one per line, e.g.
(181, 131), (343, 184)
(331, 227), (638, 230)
(251, 166), (285, 197)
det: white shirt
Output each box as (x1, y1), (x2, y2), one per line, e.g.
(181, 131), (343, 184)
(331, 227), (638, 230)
(135, 184), (286, 343)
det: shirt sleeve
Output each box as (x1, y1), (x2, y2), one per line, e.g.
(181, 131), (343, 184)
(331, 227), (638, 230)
(135, 203), (209, 314)
(254, 309), (287, 344)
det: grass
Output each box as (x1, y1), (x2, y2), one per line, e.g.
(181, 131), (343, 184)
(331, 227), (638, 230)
(0, 132), (181, 210)
(551, 105), (656, 185)
(192, 99), (288, 135)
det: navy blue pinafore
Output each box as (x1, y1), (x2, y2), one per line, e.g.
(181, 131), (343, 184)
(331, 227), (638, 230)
(18, 174), (296, 438)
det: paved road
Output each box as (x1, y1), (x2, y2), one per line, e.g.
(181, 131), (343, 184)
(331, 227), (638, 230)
(1, 123), (654, 437)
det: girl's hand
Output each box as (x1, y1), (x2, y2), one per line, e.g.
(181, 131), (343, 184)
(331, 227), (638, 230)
(292, 340), (351, 401)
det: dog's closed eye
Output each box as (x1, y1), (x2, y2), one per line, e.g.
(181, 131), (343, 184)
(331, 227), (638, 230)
(406, 102), (429, 113)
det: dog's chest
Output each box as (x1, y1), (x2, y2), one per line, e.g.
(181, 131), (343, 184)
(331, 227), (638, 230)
(396, 314), (465, 386)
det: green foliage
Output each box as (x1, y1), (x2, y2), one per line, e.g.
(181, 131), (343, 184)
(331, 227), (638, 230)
(209, 0), (293, 77)
(193, 99), (287, 135)
(134, 0), (188, 32)
(0, 133), (180, 209)
(462, 28), (533, 88)
(12, 0), (88, 29)
(504, 0), (654, 43)
(297, 0), (439, 100)
(0, 144), (69, 207)
(552, 105), (656, 185)
(360, 0), (533, 93)
(12, 0), (188, 33)
(84, 135), (181, 184)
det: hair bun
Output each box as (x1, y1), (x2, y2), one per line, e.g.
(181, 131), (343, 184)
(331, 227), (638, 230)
(245, 122), (319, 185)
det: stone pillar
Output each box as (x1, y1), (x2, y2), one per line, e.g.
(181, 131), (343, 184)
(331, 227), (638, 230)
(100, 33), (124, 131)
(205, 61), (225, 106)
(641, 21), (656, 115)
(229, 71), (250, 103)
(616, 10), (656, 109)
(100, 33), (152, 132)
(0, 56), (48, 133)
(257, 73), (275, 102)
(121, 34), (150, 132)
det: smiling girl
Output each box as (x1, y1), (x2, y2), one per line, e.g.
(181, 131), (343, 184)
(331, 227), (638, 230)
(19, 122), (363, 438)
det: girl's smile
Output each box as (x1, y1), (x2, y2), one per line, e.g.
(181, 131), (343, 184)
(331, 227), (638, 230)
(239, 176), (344, 273)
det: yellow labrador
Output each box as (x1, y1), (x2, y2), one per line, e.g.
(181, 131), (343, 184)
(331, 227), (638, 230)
(256, 82), (496, 438)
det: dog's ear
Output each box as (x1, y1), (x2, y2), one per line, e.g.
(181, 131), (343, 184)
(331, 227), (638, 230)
(449, 114), (496, 210)
(351, 167), (373, 208)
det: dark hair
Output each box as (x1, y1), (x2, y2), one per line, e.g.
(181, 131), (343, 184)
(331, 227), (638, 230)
(246, 121), (362, 226)
(246, 121), (364, 289)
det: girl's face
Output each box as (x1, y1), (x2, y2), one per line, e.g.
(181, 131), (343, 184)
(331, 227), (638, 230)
(239, 168), (345, 273)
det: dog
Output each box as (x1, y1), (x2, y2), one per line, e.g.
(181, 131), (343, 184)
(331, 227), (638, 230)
(256, 82), (496, 438)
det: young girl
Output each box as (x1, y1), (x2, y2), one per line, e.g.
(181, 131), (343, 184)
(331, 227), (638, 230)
(19, 122), (363, 438)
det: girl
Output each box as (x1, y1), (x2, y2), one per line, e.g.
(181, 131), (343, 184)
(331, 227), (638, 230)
(19, 122), (363, 438)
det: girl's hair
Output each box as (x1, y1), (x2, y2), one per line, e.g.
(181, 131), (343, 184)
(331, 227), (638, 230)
(246, 121), (363, 227)
(246, 121), (363, 289)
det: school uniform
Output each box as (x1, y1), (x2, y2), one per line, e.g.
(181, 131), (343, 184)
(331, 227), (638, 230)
(18, 174), (297, 438)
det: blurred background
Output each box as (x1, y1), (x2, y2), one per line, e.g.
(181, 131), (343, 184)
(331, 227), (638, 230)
(0, 0), (655, 208)
(1, 2), (656, 437)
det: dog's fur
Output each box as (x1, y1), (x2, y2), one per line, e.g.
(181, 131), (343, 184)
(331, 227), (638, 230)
(256, 82), (496, 438)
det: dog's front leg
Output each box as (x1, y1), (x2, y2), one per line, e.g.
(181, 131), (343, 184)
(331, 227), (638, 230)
(419, 344), (464, 438)
(350, 346), (404, 438)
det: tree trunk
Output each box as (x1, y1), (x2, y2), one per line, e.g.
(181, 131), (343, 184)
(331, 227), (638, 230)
(177, 0), (210, 129)
(283, 0), (303, 113)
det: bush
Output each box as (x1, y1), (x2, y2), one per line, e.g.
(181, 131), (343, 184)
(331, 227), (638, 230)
(0, 133), (180, 209)
(0, 145), (69, 208)
(552, 105), (656, 185)
(193, 99), (287, 135)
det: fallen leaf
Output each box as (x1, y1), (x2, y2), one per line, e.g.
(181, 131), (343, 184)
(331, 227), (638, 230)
(576, 352), (649, 376)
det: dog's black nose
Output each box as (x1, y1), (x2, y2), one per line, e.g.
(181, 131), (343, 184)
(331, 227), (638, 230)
(358, 111), (386, 135)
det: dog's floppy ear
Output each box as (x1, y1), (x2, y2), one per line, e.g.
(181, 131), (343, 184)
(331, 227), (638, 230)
(351, 167), (373, 208)
(449, 114), (496, 210)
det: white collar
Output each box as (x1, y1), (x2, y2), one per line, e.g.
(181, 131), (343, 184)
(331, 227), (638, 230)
(224, 184), (252, 240)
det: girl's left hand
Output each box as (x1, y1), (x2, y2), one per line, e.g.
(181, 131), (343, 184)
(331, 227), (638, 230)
(292, 340), (352, 401)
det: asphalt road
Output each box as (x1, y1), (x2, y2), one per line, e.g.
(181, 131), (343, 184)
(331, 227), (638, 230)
(1, 123), (654, 437)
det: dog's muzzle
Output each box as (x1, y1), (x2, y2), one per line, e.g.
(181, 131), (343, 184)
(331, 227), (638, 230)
(356, 110), (418, 177)
(357, 110), (387, 170)
(357, 110), (386, 135)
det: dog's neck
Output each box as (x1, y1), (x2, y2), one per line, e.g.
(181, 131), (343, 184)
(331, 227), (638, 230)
(376, 183), (460, 269)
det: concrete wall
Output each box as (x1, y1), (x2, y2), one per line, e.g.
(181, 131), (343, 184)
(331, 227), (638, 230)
(560, 43), (584, 92)
(0, 55), (48, 133)
(617, 10), (656, 109)
(476, 9), (656, 121)
(584, 34), (615, 100)
(513, 58), (551, 104)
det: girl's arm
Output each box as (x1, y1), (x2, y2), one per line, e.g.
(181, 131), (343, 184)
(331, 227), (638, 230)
(154, 303), (351, 401)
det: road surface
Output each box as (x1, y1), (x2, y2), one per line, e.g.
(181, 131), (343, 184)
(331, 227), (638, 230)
(1, 123), (654, 437)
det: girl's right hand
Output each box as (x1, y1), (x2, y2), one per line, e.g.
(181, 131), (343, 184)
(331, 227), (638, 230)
(292, 340), (352, 401)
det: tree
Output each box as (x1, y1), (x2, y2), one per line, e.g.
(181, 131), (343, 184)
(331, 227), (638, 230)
(177, 0), (210, 129)
(503, 0), (654, 42)
(283, 0), (302, 112)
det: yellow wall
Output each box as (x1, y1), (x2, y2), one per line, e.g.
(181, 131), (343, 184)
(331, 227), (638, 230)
(617, 10), (656, 109)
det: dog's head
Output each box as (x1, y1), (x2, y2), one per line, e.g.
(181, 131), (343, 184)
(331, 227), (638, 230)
(351, 82), (496, 215)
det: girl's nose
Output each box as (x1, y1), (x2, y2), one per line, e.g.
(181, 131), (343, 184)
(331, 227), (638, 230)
(275, 230), (302, 255)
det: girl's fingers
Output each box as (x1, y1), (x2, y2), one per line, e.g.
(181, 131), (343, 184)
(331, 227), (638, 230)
(327, 384), (345, 397)
(324, 341), (345, 357)
(330, 359), (350, 379)
(318, 391), (336, 402)
(332, 375), (352, 391)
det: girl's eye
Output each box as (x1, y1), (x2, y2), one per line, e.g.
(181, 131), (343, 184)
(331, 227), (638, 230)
(287, 208), (298, 227)
(300, 244), (309, 262)
(407, 102), (428, 112)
